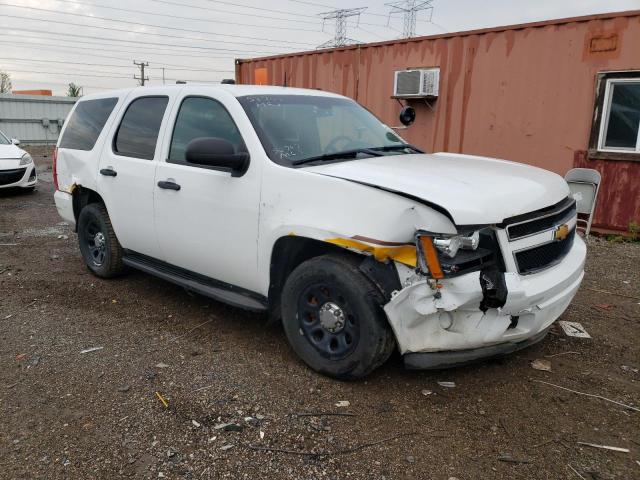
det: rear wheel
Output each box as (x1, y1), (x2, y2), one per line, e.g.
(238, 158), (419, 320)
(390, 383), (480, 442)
(77, 203), (126, 278)
(281, 254), (395, 379)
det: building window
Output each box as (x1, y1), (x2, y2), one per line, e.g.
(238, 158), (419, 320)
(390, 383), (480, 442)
(590, 71), (640, 161)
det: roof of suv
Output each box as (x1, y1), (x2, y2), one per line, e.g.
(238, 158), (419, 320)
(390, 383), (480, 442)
(78, 84), (344, 102)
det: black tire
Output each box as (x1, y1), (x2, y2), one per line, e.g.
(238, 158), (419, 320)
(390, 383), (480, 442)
(281, 254), (395, 380)
(77, 202), (127, 278)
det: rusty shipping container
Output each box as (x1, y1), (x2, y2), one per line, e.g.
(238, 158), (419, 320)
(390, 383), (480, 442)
(236, 10), (640, 232)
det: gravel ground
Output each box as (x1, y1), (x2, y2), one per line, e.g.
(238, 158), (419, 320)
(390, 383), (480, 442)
(0, 151), (639, 479)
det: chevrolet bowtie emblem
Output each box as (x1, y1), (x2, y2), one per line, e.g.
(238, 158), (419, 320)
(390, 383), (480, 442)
(554, 224), (569, 241)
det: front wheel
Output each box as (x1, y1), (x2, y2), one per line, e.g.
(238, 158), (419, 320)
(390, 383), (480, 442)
(77, 203), (127, 278)
(281, 254), (395, 379)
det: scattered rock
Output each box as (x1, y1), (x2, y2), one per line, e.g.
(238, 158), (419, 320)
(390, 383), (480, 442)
(117, 385), (131, 393)
(214, 423), (243, 432)
(155, 363), (170, 369)
(531, 359), (552, 372)
(406, 455), (415, 463)
(192, 420), (201, 428)
(335, 400), (350, 407)
(220, 444), (234, 451)
(421, 389), (433, 396)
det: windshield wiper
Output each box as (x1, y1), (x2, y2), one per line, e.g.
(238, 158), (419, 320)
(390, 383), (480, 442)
(368, 144), (423, 153)
(291, 148), (383, 166)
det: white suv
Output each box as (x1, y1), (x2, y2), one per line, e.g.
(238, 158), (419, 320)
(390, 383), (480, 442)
(53, 85), (585, 379)
(0, 130), (36, 191)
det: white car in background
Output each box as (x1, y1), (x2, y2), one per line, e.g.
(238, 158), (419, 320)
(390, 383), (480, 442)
(0, 130), (36, 192)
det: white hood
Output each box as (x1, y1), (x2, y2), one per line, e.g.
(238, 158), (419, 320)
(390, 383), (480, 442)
(305, 152), (569, 225)
(0, 143), (24, 160)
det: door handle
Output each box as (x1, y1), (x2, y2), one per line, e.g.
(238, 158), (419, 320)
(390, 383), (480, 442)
(157, 180), (181, 191)
(100, 167), (117, 177)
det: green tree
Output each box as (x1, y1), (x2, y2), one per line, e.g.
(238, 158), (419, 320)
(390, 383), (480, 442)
(0, 71), (11, 94)
(67, 83), (82, 97)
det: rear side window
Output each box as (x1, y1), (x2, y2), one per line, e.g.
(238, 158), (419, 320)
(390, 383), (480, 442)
(59, 97), (118, 151)
(114, 96), (169, 160)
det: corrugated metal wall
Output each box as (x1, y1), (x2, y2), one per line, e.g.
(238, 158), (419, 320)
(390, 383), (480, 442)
(0, 94), (77, 144)
(236, 11), (640, 232)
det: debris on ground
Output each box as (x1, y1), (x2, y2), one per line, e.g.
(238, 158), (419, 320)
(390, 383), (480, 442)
(533, 380), (640, 412)
(438, 381), (456, 388)
(80, 347), (103, 354)
(421, 389), (433, 396)
(497, 454), (531, 464)
(214, 423), (243, 432)
(558, 321), (591, 338)
(531, 359), (552, 371)
(155, 362), (170, 368)
(577, 442), (630, 453)
(335, 400), (350, 407)
(155, 392), (169, 408)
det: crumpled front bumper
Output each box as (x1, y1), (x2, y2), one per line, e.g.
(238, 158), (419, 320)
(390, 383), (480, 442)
(384, 235), (586, 368)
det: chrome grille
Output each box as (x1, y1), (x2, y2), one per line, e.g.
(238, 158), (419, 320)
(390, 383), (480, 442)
(506, 198), (576, 240)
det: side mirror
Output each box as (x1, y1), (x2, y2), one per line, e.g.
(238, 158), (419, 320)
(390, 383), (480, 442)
(11, 138), (20, 146)
(399, 106), (416, 127)
(185, 137), (249, 177)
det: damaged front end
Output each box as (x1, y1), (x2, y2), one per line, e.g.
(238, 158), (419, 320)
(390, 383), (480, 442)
(384, 225), (585, 369)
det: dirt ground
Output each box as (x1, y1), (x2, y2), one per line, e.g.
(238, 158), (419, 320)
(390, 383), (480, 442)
(1, 150), (639, 480)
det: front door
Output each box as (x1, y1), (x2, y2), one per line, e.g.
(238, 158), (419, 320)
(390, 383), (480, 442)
(97, 90), (176, 259)
(153, 91), (262, 292)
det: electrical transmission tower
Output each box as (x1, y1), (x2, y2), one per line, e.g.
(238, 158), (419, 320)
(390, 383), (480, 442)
(134, 60), (149, 86)
(317, 7), (366, 49)
(386, 0), (434, 38)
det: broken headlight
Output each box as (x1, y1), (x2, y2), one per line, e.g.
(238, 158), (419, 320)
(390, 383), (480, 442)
(416, 229), (496, 278)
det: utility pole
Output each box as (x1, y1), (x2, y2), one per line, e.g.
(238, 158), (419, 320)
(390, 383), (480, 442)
(317, 8), (366, 49)
(134, 60), (149, 86)
(386, 0), (433, 38)
(162, 67), (165, 85)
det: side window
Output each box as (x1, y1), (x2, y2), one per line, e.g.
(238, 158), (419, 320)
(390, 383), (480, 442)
(114, 96), (169, 160)
(169, 97), (244, 164)
(59, 97), (118, 151)
(600, 80), (640, 151)
(589, 71), (640, 161)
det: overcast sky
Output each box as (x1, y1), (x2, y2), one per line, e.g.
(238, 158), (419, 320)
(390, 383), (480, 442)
(1, 0), (638, 95)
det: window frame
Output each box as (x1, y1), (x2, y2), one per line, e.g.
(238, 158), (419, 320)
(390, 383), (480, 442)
(166, 95), (248, 172)
(589, 71), (640, 162)
(112, 95), (169, 161)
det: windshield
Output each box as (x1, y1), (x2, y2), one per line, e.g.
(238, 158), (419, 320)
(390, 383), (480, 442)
(0, 130), (10, 145)
(238, 94), (409, 165)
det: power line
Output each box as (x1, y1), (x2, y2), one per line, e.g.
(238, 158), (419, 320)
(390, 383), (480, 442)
(0, 36), (240, 60)
(148, 0), (401, 31)
(286, 0), (391, 18)
(43, 0), (326, 34)
(317, 8), (367, 48)
(0, 22), (287, 55)
(5, 68), (223, 84)
(386, 0), (434, 38)
(0, 3), (317, 48)
(0, 57), (234, 73)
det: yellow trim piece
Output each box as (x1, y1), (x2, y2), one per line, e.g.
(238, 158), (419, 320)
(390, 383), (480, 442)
(325, 237), (417, 267)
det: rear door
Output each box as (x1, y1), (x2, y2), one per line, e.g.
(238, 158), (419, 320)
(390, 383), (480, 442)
(153, 89), (263, 292)
(97, 88), (178, 258)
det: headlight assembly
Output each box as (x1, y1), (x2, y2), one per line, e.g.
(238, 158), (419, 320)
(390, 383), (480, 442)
(416, 229), (496, 278)
(19, 153), (33, 166)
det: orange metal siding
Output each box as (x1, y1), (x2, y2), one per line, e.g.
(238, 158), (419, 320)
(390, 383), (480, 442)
(237, 11), (640, 231)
